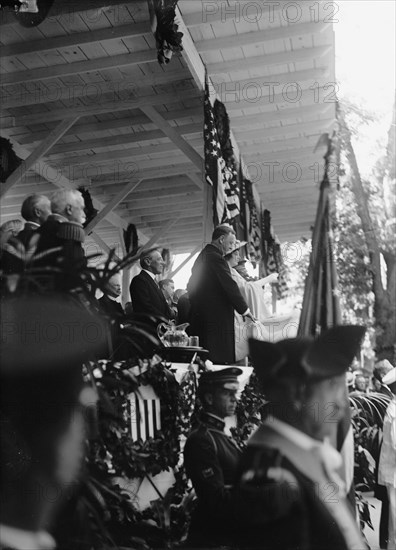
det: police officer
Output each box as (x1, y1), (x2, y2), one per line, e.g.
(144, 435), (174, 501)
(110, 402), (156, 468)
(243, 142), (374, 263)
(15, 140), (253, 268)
(235, 326), (367, 550)
(183, 367), (243, 547)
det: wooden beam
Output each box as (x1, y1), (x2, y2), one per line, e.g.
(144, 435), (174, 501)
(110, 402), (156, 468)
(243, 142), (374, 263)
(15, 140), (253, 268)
(1, 89), (201, 129)
(0, 132), (149, 242)
(0, 21), (151, 58)
(85, 179), (143, 234)
(214, 68), (329, 102)
(235, 119), (334, 143)
(0, 49), (158, 86)
(188, 173), (203, 190)
(138, 217), (181, 253)
(13, 108), (202, 145)
(44, 123), (201, 156)
(0, 117), (79, 198)
(195, 22), (329, 52)
(1, 68), (192, 110)
(168, 245), (202, 278)
(140, 106), (203, 171)
(207, 45), (331, 75)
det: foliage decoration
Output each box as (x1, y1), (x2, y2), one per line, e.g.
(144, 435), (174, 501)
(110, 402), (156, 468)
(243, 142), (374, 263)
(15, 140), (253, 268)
(231, 373), (266, 448)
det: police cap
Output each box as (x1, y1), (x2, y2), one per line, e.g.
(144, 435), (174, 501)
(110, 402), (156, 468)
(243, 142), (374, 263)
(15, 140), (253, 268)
(249, 325), (365, 384)
(199, 367), (243, 391)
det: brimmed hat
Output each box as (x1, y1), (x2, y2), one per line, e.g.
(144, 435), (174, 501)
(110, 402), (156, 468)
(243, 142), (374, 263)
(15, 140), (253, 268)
(382, 367), (396, 386)
(199, 367), (243, 391)
(249, 326), (366, 384)
(228, 240), (247, 255)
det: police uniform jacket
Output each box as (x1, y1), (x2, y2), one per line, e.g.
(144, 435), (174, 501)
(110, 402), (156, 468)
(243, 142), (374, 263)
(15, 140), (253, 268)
(183, 411), (242, 547)
(234, 422), (366, 550)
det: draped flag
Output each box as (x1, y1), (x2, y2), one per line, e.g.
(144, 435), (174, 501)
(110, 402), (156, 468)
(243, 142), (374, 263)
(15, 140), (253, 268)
(204, 78), (227, 226)
(204, 78), (241, 226)
(297, 136), (355, 508)
(261, 208), (288, 299)
(243, 177), (261, 266)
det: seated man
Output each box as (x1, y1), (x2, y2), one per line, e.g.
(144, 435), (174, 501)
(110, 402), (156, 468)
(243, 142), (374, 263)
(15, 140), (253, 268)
(17, 194), (51, 247)
(234, 326), (367, 550)
(183, 368), (243, 548)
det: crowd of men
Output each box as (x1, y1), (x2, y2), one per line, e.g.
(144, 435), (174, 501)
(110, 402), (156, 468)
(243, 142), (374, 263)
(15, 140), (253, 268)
(1, 191), (395, 550)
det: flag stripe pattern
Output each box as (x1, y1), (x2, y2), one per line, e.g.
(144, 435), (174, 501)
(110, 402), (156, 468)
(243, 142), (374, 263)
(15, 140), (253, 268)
(129, 393), (161, 442)
(204, 78), (240, 225)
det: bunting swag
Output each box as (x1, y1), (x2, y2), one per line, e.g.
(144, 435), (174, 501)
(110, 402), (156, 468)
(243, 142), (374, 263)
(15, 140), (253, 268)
(213, 99), (240, 226)
(204, 79), (227, 226)
(261, 209), (288, 298)
(147, 0), (183, 65)
(297, 138), (355, 509)
(242, 177), (261, 266)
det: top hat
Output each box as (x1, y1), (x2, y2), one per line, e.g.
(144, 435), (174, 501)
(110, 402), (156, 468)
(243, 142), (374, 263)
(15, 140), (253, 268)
(199, 367), (243, 391)
(249, 326), (366, 384)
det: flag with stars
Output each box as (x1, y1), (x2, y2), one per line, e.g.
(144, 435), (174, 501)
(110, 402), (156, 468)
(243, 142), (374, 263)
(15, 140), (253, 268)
(204, 78), (228, 226)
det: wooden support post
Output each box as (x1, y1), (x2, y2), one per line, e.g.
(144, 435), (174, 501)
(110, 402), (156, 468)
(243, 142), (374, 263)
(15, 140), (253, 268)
(0, 117), (79, 198)
(84, 178), (142, 234)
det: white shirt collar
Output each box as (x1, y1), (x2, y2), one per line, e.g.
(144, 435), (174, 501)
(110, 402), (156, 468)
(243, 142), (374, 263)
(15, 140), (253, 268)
(142, 269), (157, 281)
(265, 417), (343, 475)
(24, 221), (40, 229)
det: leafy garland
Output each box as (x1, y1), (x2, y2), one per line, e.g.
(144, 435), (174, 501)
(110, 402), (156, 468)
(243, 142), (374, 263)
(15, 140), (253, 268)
(231, 372), (266, 448)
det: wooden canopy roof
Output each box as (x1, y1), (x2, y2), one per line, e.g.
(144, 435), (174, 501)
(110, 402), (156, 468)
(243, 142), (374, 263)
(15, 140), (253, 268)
(0, 0), (336, 256)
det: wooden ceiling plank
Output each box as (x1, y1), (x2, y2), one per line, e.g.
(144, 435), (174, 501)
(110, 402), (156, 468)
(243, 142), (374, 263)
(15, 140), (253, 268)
(235, 119), (334, 143)
(140, 105), (203, 171)
(207, 45), (331, 75)
(84, 178), (143, 234)
(1, 68), (191, 109)
(1, 89), (201, 128)
(0, 132), (149, 240)
(0, 117), (79, 198)
(13, 108), (202, 145)
(196, 22), (329, 52)
(0, 22), (152, 58)
(138, 217), (181, 253)
(0, 49), (157, 85)
(46, 122), (202, 155)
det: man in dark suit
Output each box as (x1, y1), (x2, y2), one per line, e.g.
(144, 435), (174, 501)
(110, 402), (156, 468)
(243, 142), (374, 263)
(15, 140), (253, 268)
(187, 225), (255, 364)
(17, 194), (51, 247)
(98, 271), (127, 360)
(129, 247), (172, 321)
(184, 367), (243, 548)
(234, 326), (367, 550)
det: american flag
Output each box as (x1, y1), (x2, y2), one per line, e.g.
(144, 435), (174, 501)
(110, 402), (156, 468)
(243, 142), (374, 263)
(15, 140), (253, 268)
(204, 78), (240, 225)
(261, 208), (288, 299)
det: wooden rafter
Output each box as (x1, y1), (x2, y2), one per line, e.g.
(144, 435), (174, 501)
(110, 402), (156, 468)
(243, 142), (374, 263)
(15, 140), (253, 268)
(207, 45), (331, 75)
(90, 232), (121, 262)
(13, 108), (202, 144)
(0, 89), (201, 129)
(140, 106), (203, 172)
(195, 22), (329, 52)
(0, 133), (149, 243)
(84, 179), (143, 235)
(168, 244), (202, 279)
(0, 118), (79, 198)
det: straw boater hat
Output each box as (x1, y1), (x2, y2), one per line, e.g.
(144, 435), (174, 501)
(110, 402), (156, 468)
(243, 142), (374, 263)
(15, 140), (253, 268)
(228, 240), (247, 255)
(382, 367), (396, 386)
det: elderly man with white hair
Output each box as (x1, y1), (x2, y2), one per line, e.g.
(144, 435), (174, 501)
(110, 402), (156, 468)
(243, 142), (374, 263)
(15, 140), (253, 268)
(34, 189), (87, 285)
(17, 194), (51, 247)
